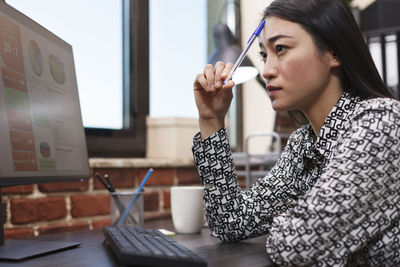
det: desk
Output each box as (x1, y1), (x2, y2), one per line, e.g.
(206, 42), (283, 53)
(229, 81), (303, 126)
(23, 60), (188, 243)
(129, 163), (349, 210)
(0, 219), (276, 267)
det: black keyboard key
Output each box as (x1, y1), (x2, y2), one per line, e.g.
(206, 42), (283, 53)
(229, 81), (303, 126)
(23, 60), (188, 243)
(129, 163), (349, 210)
(103, 225), (207, 267)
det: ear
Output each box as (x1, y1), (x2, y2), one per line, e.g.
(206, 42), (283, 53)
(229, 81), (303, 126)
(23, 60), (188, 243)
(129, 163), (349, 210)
(329, 50), (341, 67)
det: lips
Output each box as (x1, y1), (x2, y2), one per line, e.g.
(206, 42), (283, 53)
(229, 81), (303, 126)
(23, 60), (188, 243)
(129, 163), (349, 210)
(266, 85), (281, 96)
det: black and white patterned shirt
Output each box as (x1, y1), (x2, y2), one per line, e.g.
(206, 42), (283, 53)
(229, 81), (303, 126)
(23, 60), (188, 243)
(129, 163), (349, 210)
(192, 92), (400, 266)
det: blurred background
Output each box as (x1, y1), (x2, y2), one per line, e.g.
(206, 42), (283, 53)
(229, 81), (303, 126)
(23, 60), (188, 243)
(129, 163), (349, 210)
(6, 0), (397, 158)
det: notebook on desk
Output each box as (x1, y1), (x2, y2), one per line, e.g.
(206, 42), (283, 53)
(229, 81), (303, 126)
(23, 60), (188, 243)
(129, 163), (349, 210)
(103, 225), (207, 267)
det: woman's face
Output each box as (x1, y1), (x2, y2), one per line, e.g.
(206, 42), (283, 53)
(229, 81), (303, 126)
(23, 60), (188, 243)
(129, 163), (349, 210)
(259, 16), (339, 114)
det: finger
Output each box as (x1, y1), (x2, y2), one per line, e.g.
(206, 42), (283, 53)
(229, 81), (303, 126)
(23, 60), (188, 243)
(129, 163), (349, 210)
(221, 62), (234, 81)
(222, 80), (235, 90)
(194, 73), (208, 91)
(214, 61), (225, 89)
(203, 64), (215, 92)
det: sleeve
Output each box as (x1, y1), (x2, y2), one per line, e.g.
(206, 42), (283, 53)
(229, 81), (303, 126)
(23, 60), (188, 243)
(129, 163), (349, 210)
(192, 127), (305, 243)
(266, 101), (400, 266)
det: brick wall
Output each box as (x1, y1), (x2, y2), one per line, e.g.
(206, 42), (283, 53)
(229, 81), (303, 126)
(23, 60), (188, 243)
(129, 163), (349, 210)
(1, 165), (206, 240)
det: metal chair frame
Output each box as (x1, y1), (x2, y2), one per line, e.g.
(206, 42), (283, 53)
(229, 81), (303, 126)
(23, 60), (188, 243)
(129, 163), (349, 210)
(233, 132), (281, 188)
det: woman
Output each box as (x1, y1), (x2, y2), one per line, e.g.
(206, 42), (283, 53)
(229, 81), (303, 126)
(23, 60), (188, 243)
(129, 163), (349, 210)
(192, 0), (400, 266)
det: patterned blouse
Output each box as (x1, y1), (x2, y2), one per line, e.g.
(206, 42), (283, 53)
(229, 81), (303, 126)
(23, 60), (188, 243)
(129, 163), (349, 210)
(192, 92), (400, 266)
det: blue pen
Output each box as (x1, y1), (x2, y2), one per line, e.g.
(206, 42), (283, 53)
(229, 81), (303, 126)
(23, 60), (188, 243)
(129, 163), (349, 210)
(117, 168), (154, 225)
(224, 20), (266, 84)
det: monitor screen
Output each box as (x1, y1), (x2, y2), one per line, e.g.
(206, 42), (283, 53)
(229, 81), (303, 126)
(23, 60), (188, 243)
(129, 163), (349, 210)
(0, 2), (90, 187)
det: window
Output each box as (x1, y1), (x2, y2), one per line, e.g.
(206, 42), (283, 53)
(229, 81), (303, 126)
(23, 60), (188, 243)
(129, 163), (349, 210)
(149, 0), (207, 118)
(385, 35), (399, 98)
(367, 33), (400, 99)
(7, 0), (124, 129)
(368, 37), (383, 79)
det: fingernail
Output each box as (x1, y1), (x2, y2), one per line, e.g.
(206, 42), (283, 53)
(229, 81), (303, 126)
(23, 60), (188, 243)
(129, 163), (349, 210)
(216, 80), (221, 87)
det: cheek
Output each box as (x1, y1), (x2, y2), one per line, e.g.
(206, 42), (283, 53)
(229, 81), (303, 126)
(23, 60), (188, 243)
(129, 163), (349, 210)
(279, 56), (315, 83)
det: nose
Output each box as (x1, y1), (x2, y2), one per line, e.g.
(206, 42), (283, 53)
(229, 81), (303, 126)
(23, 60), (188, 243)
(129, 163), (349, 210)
(262, 57), (278, 81)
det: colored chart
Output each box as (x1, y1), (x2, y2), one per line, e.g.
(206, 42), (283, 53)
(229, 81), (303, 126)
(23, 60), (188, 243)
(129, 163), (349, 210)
(28, 40), (43, 76)
(49, 54), (65, 84)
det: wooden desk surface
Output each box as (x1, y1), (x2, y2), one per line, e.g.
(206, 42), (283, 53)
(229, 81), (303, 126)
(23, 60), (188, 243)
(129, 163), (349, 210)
(0, 219), (276, 267)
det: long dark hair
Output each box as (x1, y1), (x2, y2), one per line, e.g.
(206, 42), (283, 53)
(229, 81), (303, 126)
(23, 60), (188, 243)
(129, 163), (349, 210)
(263, 0), (393, 123)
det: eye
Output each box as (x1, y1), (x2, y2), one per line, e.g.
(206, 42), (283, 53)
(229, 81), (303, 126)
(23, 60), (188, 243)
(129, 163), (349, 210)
(275, 45), (286, 54)
(258, 51), (267, 62)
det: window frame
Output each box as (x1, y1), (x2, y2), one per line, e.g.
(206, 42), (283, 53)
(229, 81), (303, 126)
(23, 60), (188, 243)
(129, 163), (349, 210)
(85, 0), (149, 157)
(364, 27), (400, 100)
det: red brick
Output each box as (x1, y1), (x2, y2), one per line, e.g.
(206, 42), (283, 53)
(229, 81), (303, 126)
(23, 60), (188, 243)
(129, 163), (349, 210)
(1, 185), (34, 194)
(71, 194), (110, 218)
(93, 168), (137, 189)
(38, 180), (89, 193)
(236, 168), (245, 183)
(177, 168), (201, 185)
(163, 190), (171, 209)
(138, 168), (173, 186)
(11, 197), (66, 224)
(1, 201), (6, 225)
(92, 218), (111, 230)
(4, 228), (34, 239)
(237, 175), (245, 181)
(144, 191), (159, 211)
(38, 222), (89, 235)
(237, 175), (246, 188)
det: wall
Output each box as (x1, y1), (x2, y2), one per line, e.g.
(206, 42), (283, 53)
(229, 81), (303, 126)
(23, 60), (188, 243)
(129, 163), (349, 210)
(146, 117), (200, 159)
(2, 158), (248, 239)
(1, 159), (204, 239)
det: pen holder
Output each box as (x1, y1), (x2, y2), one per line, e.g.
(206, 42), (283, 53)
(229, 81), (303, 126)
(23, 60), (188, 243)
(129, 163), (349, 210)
(110, 192), (144, 226)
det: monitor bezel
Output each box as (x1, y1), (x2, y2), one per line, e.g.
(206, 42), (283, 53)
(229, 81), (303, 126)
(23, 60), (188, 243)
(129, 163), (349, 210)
(0, 174), (90, 187)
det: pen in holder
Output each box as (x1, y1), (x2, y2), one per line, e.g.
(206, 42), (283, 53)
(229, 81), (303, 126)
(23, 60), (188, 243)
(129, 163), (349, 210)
(95, 173), (138, 225)
(110, 191), (143, 226)
(116, 168), (153, 225)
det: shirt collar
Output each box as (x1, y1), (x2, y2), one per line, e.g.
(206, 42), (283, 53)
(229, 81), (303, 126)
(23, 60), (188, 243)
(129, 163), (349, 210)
(305, 91), (360, 161)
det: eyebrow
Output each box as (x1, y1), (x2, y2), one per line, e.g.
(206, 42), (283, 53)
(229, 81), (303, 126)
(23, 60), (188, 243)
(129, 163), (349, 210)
(267, 34), (293, 43)
(258, 34), (294, 50)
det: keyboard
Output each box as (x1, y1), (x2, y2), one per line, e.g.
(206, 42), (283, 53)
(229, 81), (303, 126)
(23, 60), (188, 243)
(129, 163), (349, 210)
(103, 225), (207, 267)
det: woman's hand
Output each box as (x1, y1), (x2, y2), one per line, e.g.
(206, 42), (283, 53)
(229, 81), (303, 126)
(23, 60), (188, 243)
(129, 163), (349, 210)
(193, 61), (235, 139)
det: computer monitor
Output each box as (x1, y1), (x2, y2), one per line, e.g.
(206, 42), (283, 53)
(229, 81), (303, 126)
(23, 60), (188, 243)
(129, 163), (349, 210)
(0, 1), (90, 259)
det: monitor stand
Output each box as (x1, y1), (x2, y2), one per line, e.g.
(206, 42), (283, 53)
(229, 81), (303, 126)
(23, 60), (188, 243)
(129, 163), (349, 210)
(0, 189), (81, 260)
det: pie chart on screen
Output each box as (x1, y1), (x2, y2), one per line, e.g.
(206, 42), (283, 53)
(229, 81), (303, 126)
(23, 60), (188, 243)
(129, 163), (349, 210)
(49, 54), (66, 84)
(28, 40), (43, 76)
(40, 141), (51, 158)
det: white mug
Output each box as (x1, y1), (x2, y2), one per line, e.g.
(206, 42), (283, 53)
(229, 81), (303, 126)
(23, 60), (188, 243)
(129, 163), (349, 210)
(170, 186), (205, 234)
